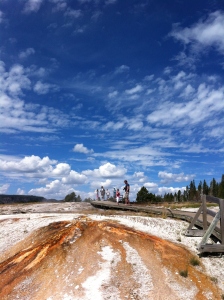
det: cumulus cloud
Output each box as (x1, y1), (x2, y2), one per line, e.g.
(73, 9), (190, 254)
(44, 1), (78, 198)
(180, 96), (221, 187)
(158, 186), (186, 195)
(91, 179), (112, 189)
(29, 179), (65, 198)
(62, 170), (87, 184)
(52, 163), (71, 175)
(17, 188), (25, 195)
(144, 182), (158, 190)
(0, 155), (78, 181)
(73, 143), (94, 154)
(0, 155), (56, 174)
(0, 63), (31, 96)
(158, 171), (195, 184)
(83, 162), (126, 178)
(133, 172), (146, 183)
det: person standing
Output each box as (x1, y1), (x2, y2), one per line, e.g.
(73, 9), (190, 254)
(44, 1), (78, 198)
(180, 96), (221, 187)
(95, 189), (99, 201)
(113, 187), (116, 200)
(100, 186), (105, 201)
(106, 189), (110, 200)
(116, 189), (120, 205)
(123, 180), (130, 205)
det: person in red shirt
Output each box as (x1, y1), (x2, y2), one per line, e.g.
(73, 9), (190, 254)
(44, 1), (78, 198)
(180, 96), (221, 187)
(116, 189), (120, 205)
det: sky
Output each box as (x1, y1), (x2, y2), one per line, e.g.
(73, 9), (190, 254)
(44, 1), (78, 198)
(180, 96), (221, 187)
(1, 0), (224, 201)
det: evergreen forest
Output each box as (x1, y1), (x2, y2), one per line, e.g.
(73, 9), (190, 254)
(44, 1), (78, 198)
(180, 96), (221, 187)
(136, 174), (224, 203)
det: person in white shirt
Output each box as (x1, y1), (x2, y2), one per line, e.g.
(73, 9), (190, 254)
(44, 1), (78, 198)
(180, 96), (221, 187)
(100, 186), (105, 200)
(106, 189), (110, 200)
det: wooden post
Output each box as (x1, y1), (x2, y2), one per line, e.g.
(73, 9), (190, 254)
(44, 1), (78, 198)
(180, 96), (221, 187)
(220, 198), (224, 244)
(198, 210), (220, 251)
(202, 194), (207, 230)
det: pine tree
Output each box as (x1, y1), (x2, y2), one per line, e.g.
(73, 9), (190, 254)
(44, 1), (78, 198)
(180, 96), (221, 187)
(202, 180), (209, 195)
(136, 187), (154, 203)
(218, 174), (224, 199)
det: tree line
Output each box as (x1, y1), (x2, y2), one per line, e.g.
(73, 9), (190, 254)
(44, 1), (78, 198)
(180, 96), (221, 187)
(136, 174), (224, 203)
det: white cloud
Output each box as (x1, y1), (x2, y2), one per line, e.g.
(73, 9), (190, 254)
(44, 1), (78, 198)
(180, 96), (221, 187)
(128, 121), (143, 131)
(0, 183), (10, 193)
(33, 81), (58, 95)
(108, 91), (118, 98)
(170, 11), (224, 55)
(158, 171), (195, 184)
(91, 179), (112, 189)
(125, 85), (143, 95)
(146, 81), (224, 128)
(17, 188), (25, 195)
(115, 65), (130, 74)
(134, 172), (145, 178)
(19, 48), (35, 59)
(62, 170), (87, 184)
(64, 9), (82, 18)
(144, 182), (158, 190)
(0, 92), (69, 133)
(52, 163), (71, 175)
(73, 143), (94, 154)
(158, 186), (186, 195)
(0, 155), (56, 173)
(23, 0), (44, 13)
(0, 63), (31, 96)
(83, 162), (126, 178)
(29, 179), (64, 198)
(103, 121), (124, 131)
(144, 75), (154, 81)
(133, 172), (147, 183)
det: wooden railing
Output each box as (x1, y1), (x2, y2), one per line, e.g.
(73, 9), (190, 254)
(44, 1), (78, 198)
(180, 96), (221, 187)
(185, 194), (224, 253)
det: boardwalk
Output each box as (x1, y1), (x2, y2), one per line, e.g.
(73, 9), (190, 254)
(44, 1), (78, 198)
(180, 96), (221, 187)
(91, 200), (222, 251)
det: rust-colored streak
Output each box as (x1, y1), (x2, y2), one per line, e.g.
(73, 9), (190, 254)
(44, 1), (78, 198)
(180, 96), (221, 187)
(0, 218), (221, 300)
(0, 220), (85, 296)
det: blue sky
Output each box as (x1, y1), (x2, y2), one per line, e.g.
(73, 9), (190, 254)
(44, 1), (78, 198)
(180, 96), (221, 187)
(1, 0), (224, 200)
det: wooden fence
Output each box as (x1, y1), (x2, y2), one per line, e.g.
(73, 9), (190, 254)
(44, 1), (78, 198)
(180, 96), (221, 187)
(185, 194), (224, 253)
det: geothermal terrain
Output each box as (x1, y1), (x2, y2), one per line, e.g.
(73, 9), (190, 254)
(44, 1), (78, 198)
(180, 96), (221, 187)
(0, 202), (224, 300)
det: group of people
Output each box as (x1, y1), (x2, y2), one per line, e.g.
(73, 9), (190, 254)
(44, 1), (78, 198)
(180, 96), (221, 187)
(95, 186), (110, 201)
(95, 180), (130, 205)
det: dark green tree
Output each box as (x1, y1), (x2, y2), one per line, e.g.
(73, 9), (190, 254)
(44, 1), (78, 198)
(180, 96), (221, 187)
(202, 180), (209, 195)
(177, 190), (182, 202)
(218, 174), (224, 199)
(189, 180), (197, 201)
(64, 192), (82, 202)
(136, 186), (154, 203)
(210, 178), (219, 197)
